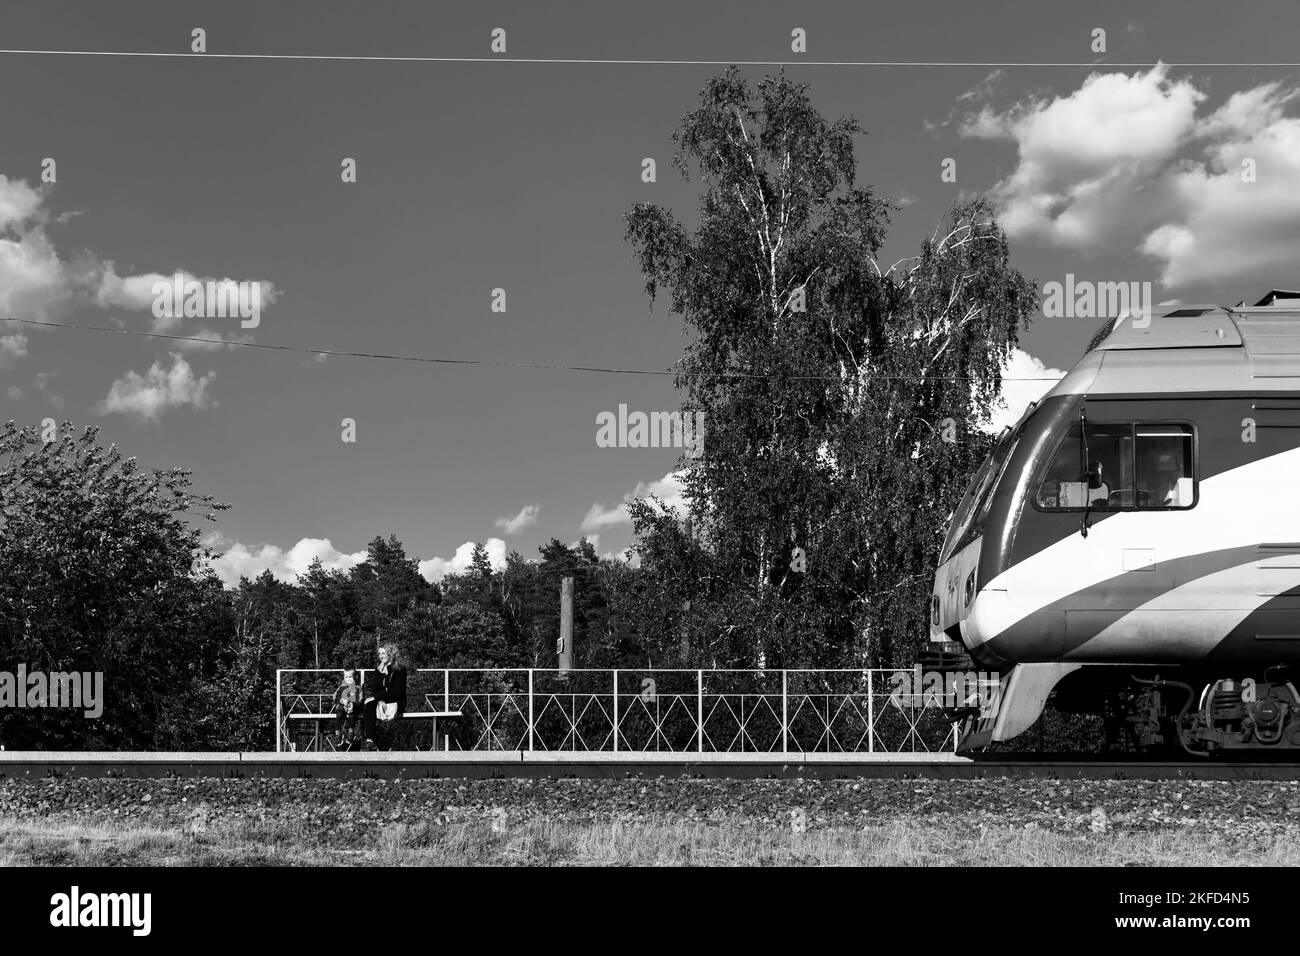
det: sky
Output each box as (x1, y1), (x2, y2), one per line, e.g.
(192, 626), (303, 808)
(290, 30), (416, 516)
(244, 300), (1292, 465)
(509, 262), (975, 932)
(2, 0), (1299, 586)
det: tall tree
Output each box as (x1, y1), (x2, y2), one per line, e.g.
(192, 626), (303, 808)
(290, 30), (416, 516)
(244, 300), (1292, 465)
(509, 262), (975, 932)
(624, 69), (1036, 667)
(294, 557), (350, 668)
(0, 421), (229, 747)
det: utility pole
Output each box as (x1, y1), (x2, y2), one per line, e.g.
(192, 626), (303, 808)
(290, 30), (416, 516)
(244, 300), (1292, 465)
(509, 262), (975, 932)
(680, 516), (693, 662)
(558, 576), (574, 673)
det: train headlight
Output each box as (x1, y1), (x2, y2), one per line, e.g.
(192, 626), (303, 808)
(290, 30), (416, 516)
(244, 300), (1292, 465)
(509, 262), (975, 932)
(964, 570), (977, 607)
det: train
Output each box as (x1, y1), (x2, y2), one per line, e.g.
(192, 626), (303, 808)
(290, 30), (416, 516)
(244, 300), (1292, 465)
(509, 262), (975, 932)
(931, 290), (1300, 755)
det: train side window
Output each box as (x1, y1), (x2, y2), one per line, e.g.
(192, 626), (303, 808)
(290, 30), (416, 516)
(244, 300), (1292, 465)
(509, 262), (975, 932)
(1035, 421), (1195, 511)
(1134, 425), (1195, 509)
(1034, 423), (1131, 510)
(1035, 423), (1081, 509)
(1082, 425), (1134, 509)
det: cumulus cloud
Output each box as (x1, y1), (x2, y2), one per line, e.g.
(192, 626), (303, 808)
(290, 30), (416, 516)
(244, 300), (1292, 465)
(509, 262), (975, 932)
(95, 266), (281, 333)
(203, 532), (512, 588)
(581, 471), (688, 532)
(417, 538), (506, 582)
(494, 504), (540, 535)
(0, 177), (70, 324)
(967, 63), (1202, 252)
(1140, 84), (1300, 287)
(983, 348), (1067, 434)
(965, 65), (1300, 292)
(0, 174), (280, 367)
(202, 532), (367, 588)
(96, 352), (215, 422)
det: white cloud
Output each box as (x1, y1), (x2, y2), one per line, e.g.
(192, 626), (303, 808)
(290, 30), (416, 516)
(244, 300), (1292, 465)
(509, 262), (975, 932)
(924, 70), (1004, 134)
(0, 174), (280, 367)
(969, 63), (1202, 252)
(581, 470), (688, 532)
(203, 532), (367, 588)
(95, 267), (281, 333)
(1140, 88), (1300, 287)
(96, 352), (215, 422)
(965, 66), (1300, 292)
(494, 504), (540, 535)
(0, 176), (43, 229)
(0, 333), (27, 368)
(204, 532), (512, 588)
(983, 348), (1066, 434)
(417, 538), (506, 582)
(0, 177), (69, 325)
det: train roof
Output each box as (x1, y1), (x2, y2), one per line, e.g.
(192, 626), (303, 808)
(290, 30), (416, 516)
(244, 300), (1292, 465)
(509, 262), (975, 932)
(1043, 292), (1300, 399)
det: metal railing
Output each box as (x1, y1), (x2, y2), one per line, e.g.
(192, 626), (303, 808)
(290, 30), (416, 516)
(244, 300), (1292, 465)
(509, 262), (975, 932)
(276, 668), (959, 754)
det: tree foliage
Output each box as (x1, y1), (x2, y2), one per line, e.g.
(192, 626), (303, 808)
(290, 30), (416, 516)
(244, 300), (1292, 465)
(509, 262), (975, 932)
(623, 69), (1037, 667)
(0, 421), (229, 748)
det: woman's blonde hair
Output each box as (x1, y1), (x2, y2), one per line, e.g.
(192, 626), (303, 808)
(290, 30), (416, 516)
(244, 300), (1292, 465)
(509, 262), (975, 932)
(379, 642), (401, 667)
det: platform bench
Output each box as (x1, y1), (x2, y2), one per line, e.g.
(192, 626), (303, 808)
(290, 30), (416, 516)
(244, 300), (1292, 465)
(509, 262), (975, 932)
(286, 710), (464, 752)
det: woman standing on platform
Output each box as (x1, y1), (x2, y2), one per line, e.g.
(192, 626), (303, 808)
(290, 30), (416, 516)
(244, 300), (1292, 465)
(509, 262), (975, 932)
(361, 642), (407, 751)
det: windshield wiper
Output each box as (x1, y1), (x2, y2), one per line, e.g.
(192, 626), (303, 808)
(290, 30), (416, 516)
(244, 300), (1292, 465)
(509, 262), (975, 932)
(1079, 401), (1092, 538)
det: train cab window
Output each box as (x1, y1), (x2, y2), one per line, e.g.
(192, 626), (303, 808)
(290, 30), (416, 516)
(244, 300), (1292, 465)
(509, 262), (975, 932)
(1035, 422), (1195, 512)
(1134, 425), (1195, 508)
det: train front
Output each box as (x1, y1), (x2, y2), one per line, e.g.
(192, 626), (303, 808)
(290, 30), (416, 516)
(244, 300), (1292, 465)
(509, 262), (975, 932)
(927, 395), (1086, 750)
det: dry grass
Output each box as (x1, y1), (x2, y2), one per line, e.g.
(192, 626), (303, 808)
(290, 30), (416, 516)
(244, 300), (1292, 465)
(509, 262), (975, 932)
(3, 815), (1299, 866)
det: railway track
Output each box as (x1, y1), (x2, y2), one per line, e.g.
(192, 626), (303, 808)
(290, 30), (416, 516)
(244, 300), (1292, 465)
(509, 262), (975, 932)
(4, 751), (1300, 780)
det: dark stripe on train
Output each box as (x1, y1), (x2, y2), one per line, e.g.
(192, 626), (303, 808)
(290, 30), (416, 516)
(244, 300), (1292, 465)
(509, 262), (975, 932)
(975, 544), (1300, 667)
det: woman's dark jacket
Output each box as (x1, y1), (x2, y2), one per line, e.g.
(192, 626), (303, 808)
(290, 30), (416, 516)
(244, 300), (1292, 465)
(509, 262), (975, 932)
(366, 665), (407, 718)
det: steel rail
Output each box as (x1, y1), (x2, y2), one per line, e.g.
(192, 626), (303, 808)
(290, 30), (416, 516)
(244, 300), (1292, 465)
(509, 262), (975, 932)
(4, 752), (1300, 781)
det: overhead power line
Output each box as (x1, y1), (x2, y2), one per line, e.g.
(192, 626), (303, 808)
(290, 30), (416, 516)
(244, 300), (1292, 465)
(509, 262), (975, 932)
(0, 49), (1292, 68)
(3, 318), (1066, 383)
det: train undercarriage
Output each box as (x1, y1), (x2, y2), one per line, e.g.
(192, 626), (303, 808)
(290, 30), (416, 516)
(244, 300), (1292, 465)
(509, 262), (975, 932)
(926, 651), (1300, 756)
(1096, 669), (1300, 757)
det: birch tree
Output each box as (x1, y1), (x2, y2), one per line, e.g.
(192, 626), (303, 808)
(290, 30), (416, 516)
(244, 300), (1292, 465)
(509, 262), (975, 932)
(624, 69), (1036, 667)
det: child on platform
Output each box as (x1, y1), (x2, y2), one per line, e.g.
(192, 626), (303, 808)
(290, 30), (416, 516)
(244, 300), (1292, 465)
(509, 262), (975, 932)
(331, 669), (362, 747)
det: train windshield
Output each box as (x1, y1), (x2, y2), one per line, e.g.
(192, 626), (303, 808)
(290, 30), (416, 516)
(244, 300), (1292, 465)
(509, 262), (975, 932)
(939, 429), (1018, 564)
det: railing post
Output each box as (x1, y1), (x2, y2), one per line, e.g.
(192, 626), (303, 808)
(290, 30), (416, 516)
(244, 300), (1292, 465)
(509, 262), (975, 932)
(528, 669), (534, 753)
(612, 669), (619, 752)
(697, 670), (704, 753)
(275, 669), (282, 753)
(443, 669), (449, 712)
(867, 669), (875, 753)
(782, 670), (788, 755)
